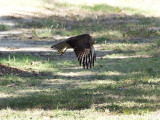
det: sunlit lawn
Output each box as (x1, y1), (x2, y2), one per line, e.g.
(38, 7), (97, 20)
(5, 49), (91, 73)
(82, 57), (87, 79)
(0, 0), (160, 119)
(0, 52), (160, 119)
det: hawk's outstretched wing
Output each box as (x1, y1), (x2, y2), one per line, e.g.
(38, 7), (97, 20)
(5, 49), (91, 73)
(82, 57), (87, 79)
(51, 34), (96, 69)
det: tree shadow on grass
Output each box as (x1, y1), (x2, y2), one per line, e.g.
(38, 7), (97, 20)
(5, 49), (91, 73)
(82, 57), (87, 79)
(0, 55), (160, 114)
(0, 63), (32, 76)
(0, 80), (159, 114)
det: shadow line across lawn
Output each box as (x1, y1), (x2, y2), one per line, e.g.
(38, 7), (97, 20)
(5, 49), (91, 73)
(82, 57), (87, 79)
(0, 55), (160, 114)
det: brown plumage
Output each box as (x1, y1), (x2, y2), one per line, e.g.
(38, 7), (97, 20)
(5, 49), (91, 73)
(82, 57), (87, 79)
(51, 34), (96, 69)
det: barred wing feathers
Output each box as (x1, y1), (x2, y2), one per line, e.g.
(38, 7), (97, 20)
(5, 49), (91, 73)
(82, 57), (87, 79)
(51, 34), (96, 69)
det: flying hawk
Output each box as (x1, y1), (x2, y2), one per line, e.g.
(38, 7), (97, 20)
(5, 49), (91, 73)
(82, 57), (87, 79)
(51, 34), (96, 69)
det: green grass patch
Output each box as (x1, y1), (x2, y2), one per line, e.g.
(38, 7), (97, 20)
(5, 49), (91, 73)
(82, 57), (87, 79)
(0, 54), (160, 116)
(147, 39), (160, 57)
(81, 4), (122, 13)
(24, 15), (160, 41)
(0, 24), (9, 31)
(81, 4), (143, 15)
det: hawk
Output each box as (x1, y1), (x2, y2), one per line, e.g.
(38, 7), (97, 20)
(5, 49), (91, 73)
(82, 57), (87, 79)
(51, 34), (96, 69)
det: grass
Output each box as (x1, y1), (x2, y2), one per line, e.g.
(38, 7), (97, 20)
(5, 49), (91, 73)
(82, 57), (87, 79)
(0, 52), (160, 119)
(1, 0), (160, 119)
(11, 0), (159, 39)
(19, 8), (160, 41)
(0, 24), (9, 31)
(81, 4), (143, 15)
(23, 16), (160, 41)
(148, 39), (160, 57)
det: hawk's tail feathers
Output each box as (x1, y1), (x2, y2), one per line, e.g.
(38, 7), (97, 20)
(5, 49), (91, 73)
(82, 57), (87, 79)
(51, 42), (68, 54)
